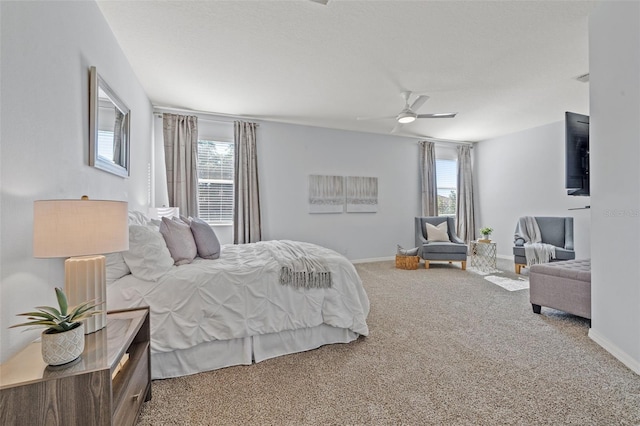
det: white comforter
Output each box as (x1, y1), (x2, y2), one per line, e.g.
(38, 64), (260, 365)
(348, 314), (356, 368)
(107, 240), (370, 354)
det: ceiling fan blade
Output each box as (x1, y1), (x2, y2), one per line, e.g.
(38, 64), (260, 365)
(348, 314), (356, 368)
(416, 113), (457, 119)
(357, 115), (396, 121)
(410, 95), (430, 112)
(390, 122), (403, 134)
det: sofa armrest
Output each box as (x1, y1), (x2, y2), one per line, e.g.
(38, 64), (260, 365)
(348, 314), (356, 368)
(514, 238), (525, 247)
(415, 217), (428, 248)
(450, 234), (465, 244)
(564, 217), (574, 250)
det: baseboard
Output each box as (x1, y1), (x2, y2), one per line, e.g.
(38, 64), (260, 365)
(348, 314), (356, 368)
(351, 256), (395, 264)
(496, 254), (512, 260)
(588, 328), (640, 375)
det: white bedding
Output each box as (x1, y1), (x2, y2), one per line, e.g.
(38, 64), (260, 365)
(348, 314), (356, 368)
(107, 240), (370, 358)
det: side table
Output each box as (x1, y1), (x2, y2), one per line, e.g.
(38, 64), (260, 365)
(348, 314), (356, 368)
(0, 307), (151, 426)
(470, 241), (497, 271)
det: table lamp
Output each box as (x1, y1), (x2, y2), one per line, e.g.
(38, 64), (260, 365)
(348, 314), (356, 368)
(33, 197), (128, 334)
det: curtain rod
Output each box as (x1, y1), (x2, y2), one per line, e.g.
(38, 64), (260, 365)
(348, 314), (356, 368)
(417, 138), (474, 147)
(153, 106), (260, 126)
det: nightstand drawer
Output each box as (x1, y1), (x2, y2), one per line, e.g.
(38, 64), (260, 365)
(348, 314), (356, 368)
(112, 343), (150, 426)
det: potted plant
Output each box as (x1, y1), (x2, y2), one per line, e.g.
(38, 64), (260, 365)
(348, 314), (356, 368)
(10, 287), (101, 366)
(479, 226), (493, 242)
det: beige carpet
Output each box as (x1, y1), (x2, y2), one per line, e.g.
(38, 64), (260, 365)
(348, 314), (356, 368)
(136, 259), (640, 425)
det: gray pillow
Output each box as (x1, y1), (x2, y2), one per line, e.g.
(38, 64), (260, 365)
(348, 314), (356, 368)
(189, 217), (221, 259)
(159, 217), (198, 265)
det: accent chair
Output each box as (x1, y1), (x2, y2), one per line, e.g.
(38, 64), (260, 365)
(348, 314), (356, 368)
(415, 216), (468, 270)
(513, 216), (575, 274)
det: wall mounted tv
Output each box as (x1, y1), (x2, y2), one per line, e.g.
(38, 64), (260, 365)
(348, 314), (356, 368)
(565, 111), (590, 196)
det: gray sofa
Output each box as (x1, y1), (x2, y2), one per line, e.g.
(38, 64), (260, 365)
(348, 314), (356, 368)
(415, 216), (468, 270)
(529, 259), (591, 320)
(513, 216), (575, 274)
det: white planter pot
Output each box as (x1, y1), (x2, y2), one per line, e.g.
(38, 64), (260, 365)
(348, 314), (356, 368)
(41, 323), (85, 366)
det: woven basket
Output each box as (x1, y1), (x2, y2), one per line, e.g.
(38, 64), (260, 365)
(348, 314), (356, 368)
(395, 255), (420, 270)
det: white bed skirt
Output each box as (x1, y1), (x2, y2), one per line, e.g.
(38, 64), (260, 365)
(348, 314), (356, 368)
(151, 325), (360, 380)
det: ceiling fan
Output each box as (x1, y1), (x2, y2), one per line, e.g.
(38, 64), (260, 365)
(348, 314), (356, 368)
(358, 91), (457, 133)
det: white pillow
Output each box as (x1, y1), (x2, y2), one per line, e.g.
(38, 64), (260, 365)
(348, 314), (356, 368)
(105, 252), (130, 285)
(122, 225), (174, 281)
(425, 221), (450, 242)
(159, 217), (198, 265)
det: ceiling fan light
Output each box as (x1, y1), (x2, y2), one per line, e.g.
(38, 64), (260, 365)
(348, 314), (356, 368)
(397, 111), (416, 124)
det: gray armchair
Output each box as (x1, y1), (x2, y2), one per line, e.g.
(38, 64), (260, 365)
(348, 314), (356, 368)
(513, 216), (575, 274)
(415, 216), (468, 270)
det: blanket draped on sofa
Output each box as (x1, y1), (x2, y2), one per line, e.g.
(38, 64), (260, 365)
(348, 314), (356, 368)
(515, 216), (556, 266)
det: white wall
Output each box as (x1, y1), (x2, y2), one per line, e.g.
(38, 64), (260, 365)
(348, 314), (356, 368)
(258, 122), (422, 260)
(474, 121), (591, 260)
(0, 1), (153, 362)
(588, 1), (640, 374)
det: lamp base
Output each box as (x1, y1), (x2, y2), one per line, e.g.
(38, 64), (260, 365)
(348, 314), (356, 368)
(65, 255), (106, 334)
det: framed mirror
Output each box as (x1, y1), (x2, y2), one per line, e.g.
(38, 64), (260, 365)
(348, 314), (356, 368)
(89, 66), (130, 177)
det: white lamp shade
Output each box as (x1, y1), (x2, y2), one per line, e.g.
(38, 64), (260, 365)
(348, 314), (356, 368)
(33, 199), (129, 258)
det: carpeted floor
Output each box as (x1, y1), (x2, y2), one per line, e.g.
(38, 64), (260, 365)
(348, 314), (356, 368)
(136, 259), (640, 425)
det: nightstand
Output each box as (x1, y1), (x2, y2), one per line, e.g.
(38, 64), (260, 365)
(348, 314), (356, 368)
(0, 307), (151, 426)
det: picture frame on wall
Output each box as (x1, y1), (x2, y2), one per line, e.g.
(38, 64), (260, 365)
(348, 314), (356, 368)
(346, 176), (378, 213)
(308, 175), (345, 213)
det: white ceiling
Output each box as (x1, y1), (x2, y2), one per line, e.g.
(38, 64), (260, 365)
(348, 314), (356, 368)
(96, 0), (596, 142)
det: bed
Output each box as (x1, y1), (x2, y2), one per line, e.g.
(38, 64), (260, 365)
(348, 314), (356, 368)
(106, 220), (370, 379)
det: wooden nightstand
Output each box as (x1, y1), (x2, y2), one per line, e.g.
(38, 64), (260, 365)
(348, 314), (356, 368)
(0, 307), (151, 426)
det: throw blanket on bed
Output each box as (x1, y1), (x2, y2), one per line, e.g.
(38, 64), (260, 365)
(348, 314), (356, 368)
(515, 216), (556, 266)
(270, 240), (332, 288)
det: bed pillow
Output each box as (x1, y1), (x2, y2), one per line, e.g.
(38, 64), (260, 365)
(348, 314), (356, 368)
(425, 221), (450, 242)
(159, 217), (198, 265)
(122, 225), (174, 281)
(105, 252), (131, 285)
(128, 210), (151, 226)
(188, 217), (221, 259)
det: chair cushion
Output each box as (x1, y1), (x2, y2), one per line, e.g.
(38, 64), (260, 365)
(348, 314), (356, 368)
(513, 246), (575, 260)
(422, 242), (467, 255)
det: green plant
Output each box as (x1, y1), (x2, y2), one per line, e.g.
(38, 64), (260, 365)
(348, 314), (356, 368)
(10, 287), (101, 333)
(480, 226), (493, 236)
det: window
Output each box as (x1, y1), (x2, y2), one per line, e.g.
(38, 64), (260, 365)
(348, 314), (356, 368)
(97, 130), (115, 162)
(197, 140), (234, 224)
(436, 158), (457, 216)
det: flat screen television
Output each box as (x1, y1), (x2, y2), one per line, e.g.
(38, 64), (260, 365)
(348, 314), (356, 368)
(565, 111), (590, 196)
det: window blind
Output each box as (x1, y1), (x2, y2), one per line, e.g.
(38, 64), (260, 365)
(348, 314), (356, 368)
(436, 158), (457, 216)
(197, 140), (234, 224)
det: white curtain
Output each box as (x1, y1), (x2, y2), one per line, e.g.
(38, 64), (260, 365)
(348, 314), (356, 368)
(162, 113), (199, 217)
(419, 140), (438, 216)
(456, 145), (475, 243)
(234, 121), (261, 244)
